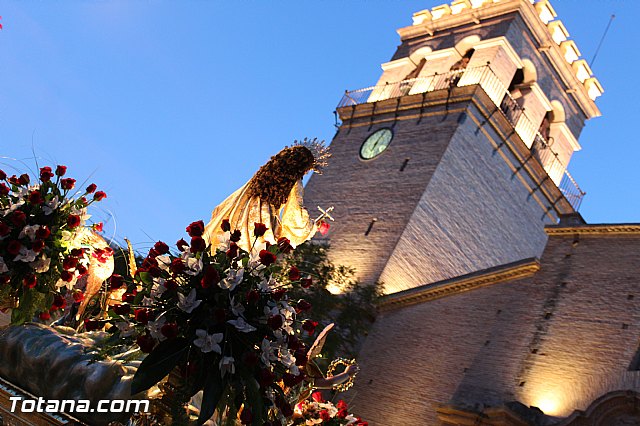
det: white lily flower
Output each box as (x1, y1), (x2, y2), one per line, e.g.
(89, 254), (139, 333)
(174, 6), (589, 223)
(156, 255), (171, 271)
(227, 317), (257, 333)
(151, 278), (167, 300)
(219, 356), (235, 378)
(0, 257), (8, 274)
(181, 252), (203, 276)
(260, 338), (277, 367)
(18, 225), (39, 241)
(147, 316), (167, 341)
(30, 256), (51, 273)
(42, 196), (59, 215)
(219, 268), (244, 291)
(14, 247), (37, 263)
(177, 289), (202, 313)
(116, 321), (136, 337)
(193, 329), (223, 354)
(230, 296), (245, 317)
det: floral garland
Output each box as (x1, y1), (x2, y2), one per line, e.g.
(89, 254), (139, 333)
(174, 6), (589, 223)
(97, 219), (347, 425)
(293, 392), (367, 426)
(0, 165), (108, 325)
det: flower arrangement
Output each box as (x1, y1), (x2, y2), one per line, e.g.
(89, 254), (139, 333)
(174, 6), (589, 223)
(98, 219), (342, 425)
(292, 392), (367, 426)
(0, 165), (108, 325)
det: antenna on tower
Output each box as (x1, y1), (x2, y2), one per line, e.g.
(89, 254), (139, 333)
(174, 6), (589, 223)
(589, 14), (615, 69)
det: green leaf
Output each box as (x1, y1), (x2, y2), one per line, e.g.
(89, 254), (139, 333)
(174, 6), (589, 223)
(197, 366), (225, 425)
(137, 271), (153, 285)
(130, 338), (188, 395)
(244, 377), (264, 426)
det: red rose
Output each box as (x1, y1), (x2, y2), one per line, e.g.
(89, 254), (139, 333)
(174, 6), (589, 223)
(72, 292), (84, 302)
(84, 319), (103, 331)
(8, 175), (19, 185)
(7, 240), (22, 256)
(259, 249), (277, 266)
(319, 410), (331, 421)
(153, 241), (169, 254)
(161, 322), (179, 339)
(213, 308), (226, 323)
(280, 403), (294, 418)
(39, 311), (51, 321)
(67, 214), (81, 228)
(200, 265), (220, 288)
(60, 178), (75, 190)
(167, 258), (184, 274)
(272, 288), (286, 301)
(35, 226), (50, 239)
(190, 236), (206, 253)
(295, 299), (312, 313)
(28, 190), (43, 205)
(226, 242), (238, 259)
(60, 270), (74, 282)
(109, 274), (124, 289)
(40, 167), (54, 182)
(239, 408), (253, 425)
(301, 320), (319, 336)
(164, 279), (178, 291)
(52, 294), (67, 309)
(258, 368), (275, 387)
(176, 238), (189, 251)
(136, 333), (156, 353)
(311, 391), (324, 403)
(318, 221), (330, 236)
(62, 256), (78, 270)
(336, 400), (348, 410)
(18, 174), (30, 185)
(246, 290), (260, 304)
(254, 222), (267, 237)
(301, 277), (312, 288)
(283, 372), (304, 387)
(288, 266), (301, 281)
(277, 237), (292, 254)
(112, 304), (130, 315)
(186, 220), (205, 237)
(337, 408), (349, 419)
(93, 191), (107, 201)
(122, 292), (136, 303)
(0, 222), (10, 237)
(55, 165), (67, 176)
(10, 211), (26, 227)
(134, 308), (150, 324)
(86, 183), (97, 194)
(23, 274), (37, 288)
(0, 183), (9, 196)
(71, 248), (84, 257)
(31, 239), (45, 253)
(230, 230), (241, 242)
(267, 314), (283, 330)
(76, 264), (88, 276)
(221, 219), (230, 232)
(0, 169), (5, 180)
(93, 222), (104, 233)
(242, 351), (259, 367)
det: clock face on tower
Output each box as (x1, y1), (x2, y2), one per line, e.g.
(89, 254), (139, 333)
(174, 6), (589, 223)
(360, 128), (393, 160)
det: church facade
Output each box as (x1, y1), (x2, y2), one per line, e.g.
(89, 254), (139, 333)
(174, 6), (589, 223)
(304, 0), (640, 424)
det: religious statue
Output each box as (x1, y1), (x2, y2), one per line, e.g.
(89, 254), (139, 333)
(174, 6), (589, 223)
(203, 138), (331, 252)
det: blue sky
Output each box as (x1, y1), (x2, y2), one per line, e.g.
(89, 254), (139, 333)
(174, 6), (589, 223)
(1, 1), (639, 252)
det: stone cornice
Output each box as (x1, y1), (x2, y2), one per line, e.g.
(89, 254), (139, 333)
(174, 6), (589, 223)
(396, 0), (601, 119)
(546, 223), (640, 236)
(379, 258), (540, 311)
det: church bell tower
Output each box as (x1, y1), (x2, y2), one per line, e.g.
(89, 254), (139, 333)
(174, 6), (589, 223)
(304, 0), (602, 295)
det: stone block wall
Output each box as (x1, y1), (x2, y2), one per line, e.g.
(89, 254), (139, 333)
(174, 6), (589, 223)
(349, 228), (640, 425)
